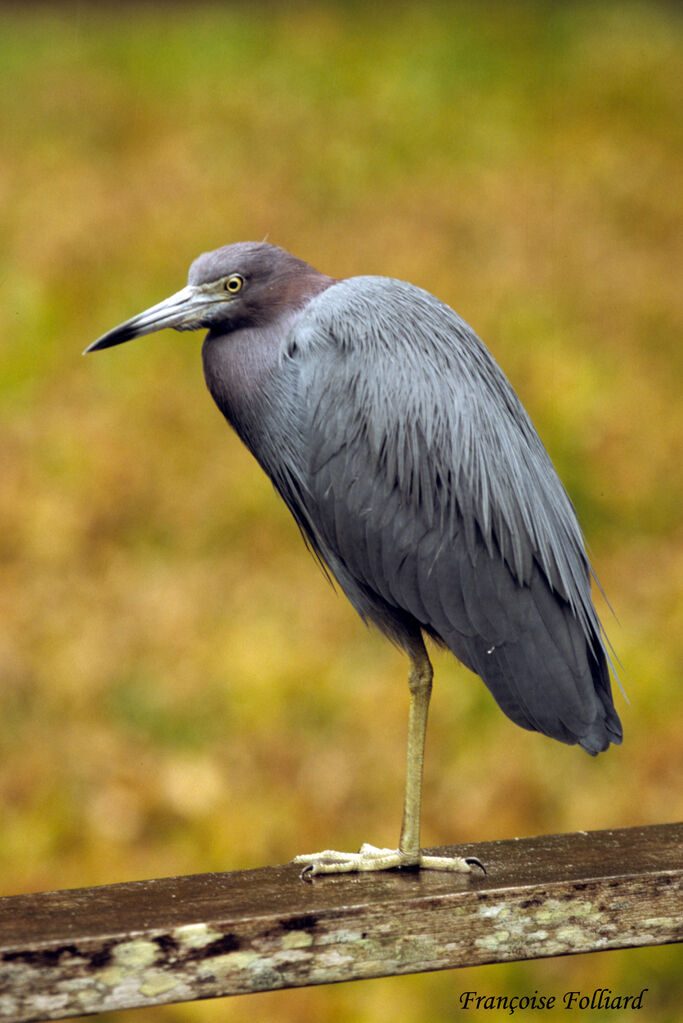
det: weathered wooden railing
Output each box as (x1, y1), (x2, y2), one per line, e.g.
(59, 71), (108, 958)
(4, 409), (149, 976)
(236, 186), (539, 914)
(1, 822), (681, 1022)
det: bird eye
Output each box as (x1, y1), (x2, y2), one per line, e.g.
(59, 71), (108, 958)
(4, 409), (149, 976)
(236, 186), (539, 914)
(224, 274), (244, 293)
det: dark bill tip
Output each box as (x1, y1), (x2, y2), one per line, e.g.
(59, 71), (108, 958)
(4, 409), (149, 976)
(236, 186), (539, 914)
(83, 325), (140, 355)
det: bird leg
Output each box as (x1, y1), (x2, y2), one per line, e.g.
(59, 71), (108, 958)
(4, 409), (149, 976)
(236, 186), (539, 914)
(293, 635), (480, 878)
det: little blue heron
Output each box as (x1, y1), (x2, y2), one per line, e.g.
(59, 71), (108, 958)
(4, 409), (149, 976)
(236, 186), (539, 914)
(86, 242), (622, 876)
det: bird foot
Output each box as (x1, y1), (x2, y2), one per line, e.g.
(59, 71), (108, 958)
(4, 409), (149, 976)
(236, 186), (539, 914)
(293, 843), (484, 879)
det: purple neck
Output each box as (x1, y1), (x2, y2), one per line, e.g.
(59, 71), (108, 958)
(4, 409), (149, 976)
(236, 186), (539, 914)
(201, 274), (335, 450)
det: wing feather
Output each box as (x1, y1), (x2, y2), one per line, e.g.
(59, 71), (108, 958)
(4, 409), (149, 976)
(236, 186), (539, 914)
(273, 277), (621, 751)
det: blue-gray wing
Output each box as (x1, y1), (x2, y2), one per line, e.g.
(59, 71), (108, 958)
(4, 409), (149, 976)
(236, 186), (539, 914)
(282, 277), (622, 753)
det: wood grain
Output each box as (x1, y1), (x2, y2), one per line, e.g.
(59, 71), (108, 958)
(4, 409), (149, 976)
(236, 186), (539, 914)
(1, 823), (681, 1021)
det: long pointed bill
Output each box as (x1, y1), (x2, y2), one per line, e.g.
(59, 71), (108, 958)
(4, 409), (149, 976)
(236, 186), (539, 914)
(84, 285), (216, 354)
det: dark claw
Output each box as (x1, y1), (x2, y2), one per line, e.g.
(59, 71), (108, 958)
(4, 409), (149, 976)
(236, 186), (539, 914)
(299, 864), (315, 883)
(465, 856), (487, 875)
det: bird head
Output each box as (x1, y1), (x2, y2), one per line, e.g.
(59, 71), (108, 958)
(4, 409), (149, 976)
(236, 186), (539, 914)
(84, 242), (330, 353)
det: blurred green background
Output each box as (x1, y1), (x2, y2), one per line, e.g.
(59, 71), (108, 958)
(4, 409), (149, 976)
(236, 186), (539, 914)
(1, 2), (681, 1020)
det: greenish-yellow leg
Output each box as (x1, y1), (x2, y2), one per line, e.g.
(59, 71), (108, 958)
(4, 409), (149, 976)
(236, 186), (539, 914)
(293, 635), (480, 877)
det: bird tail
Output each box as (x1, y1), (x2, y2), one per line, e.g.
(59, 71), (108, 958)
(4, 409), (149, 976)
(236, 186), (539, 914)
(445, 621), (623, 755)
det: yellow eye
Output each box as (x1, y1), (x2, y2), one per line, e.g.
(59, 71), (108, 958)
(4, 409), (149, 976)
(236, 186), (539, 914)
(224, 274), (244, 293)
